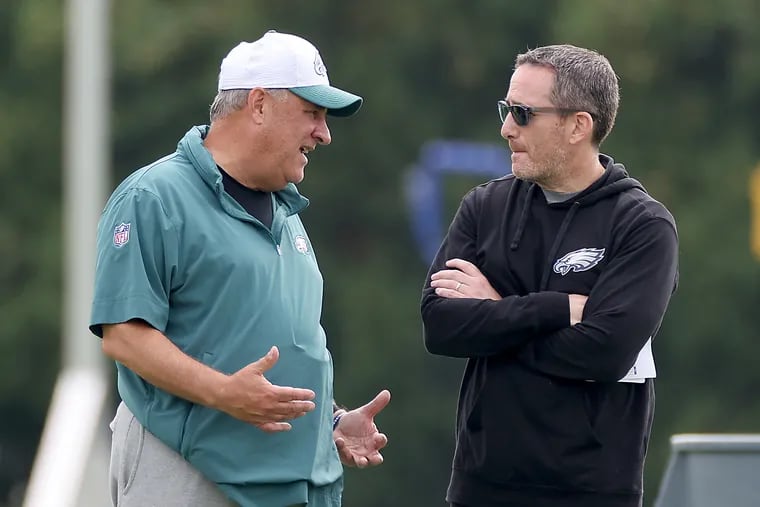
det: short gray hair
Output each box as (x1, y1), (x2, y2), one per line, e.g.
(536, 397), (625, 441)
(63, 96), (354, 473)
(209, 88), (290, 122)
(515, 45), (619, 146)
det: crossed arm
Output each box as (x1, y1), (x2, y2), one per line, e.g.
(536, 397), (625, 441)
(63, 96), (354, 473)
(422, 217), (678, 381)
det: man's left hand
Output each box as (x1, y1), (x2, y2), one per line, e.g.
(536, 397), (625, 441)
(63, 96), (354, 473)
(430, 258), (501, 300)
(333, 390), (391, 468)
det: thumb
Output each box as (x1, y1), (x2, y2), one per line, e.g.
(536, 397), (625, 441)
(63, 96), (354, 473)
(251, 346), (279, 374)
(359, 389), (391, 418)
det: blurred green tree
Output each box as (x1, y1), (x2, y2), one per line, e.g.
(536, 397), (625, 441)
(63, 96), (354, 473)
(1, 0), (760, 506)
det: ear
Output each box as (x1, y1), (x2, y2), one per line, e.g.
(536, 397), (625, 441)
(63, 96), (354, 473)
(247, 88), (268, 124)
(568, 111), (594, 145)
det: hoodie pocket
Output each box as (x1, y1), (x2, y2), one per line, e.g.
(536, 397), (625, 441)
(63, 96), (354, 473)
(459, 361), (604, 489)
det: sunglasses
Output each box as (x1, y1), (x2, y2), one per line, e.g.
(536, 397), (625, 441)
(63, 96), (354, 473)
(497, 100), (581, 127)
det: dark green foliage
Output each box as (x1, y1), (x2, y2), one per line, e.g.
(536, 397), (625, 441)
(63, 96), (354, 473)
(2, 1), (760, 505)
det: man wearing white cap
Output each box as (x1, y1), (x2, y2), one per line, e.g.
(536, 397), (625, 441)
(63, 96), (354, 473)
(90, 31), (390, 507)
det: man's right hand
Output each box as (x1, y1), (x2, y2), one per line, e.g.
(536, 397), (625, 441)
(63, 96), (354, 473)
(102, 322), (315, 433)
(568, 294), (588, 325)
(218, 346), (316, 433)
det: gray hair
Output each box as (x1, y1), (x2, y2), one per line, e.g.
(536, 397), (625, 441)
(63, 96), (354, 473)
(208, 88), (290, 122)
(515, 45), (619, 146)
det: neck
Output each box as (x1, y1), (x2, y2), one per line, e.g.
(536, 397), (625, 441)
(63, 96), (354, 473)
(204, 117), (265, 189)
(542, 149), (604, 193)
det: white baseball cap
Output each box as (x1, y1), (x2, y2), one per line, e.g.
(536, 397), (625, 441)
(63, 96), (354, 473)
(218, 30), (363, 117)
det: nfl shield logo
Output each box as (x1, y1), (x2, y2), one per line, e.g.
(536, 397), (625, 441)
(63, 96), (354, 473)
(113, 223), (131, 248)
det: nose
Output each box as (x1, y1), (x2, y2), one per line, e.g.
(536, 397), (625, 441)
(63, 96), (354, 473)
(314, 116), (332, 145)
(500, 115), (517, 141)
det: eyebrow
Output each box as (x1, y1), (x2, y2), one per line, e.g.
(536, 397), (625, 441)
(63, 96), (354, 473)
(302, 102), (327, 111)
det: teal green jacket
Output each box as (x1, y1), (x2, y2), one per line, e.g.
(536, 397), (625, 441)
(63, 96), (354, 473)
(90, 126), (342, 506)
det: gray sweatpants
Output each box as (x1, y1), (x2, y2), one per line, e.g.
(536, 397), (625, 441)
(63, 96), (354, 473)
(109, 402), (339, 507)
(109, 401), (238, 507)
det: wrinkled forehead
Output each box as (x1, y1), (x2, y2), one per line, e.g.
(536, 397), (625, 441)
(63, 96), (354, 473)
(506, 64), (557, 105)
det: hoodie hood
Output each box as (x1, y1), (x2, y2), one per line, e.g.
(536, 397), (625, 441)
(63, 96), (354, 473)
(511, 154), (645, 250)
(553, 154), (645, 208)
(509, 154), (649, 290)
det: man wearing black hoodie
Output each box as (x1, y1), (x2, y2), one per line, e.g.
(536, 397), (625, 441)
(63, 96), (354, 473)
(421, 45), (678, 507)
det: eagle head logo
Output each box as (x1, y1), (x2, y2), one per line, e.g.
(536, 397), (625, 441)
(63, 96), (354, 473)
(553, 248), (605, 276)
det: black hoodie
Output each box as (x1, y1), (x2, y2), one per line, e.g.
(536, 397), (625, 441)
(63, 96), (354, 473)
(421, 155), (678, 507)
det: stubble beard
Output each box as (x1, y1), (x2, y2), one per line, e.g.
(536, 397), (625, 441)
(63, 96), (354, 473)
(513, 145), (568, 190)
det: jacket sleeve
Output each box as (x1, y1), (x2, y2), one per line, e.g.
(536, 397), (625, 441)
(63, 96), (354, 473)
(421, 190), (570, 358)
(517, 216), (679, 381)
(90, 188), (179, 337)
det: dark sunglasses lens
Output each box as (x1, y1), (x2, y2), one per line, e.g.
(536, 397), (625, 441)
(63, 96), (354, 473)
(513, 106), (529, 126)
(498, 103), (530, 126)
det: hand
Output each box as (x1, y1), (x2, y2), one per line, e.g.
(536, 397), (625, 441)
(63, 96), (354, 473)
(218, 346), (316, 432)
(334, 390), (391, 468)
(568, 294), (588, 325)
(430, 258), (501, 300)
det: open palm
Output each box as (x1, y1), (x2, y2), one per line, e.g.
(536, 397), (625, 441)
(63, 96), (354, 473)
(333, 390), (391, 468)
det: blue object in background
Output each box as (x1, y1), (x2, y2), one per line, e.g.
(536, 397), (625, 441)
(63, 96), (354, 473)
(405, 139), (512, 262)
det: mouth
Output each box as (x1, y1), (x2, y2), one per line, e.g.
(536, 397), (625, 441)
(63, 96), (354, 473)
(299, 146), (314, 166)
(510, 146), (528, 158)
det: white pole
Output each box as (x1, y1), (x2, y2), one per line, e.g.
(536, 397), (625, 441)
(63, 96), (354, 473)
(23, 0), (111, 505)
(62, 0), (110, 370)
(22, 371), (110, 507)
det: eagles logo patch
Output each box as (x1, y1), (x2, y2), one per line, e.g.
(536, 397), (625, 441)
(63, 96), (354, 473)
(294, 235), (310, 254)
(553, 248), (605, 276)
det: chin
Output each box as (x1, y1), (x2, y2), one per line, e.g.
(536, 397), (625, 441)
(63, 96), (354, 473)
(288, 172), (305, 185)
(512, 166), (533, 181)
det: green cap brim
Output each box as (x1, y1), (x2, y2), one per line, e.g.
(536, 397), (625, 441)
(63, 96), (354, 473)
(289, 85), (363, 117)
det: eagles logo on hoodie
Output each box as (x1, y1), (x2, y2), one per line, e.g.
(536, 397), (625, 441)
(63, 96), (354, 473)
(553, 247), (606, 276)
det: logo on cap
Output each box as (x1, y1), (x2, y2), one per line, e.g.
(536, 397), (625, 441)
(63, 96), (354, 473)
(113, 223), (131, 248)
(314, 53), (326, 76)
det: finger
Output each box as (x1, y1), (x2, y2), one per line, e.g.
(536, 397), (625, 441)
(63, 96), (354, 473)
(334, 438), (354, 465)
(430, 279), (463, 291)
(248, 398), (316, 424)
(265, 403), (316, 422)
(365, 452), (384, 467)
(373, 433), (388, 451)
(435, 287), (466, 299)
(289, 402), (315, 414)
(270, 385), (316, 402)
(445, 258), (479, 275)
(278, 408), (313, 420)
(430, 269), (463, 281)
(249, 346), (279, 374)
(359, 390), (391, 418)
(255, 421), (292, 432)
(429, 278), (453, 288)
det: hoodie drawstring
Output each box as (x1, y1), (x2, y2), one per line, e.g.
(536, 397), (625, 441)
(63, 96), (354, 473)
(539, 202), (581, 290)
(510, 184), (536, 250)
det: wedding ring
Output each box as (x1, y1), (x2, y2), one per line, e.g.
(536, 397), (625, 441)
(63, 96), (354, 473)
(455, 282), (462, 292)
